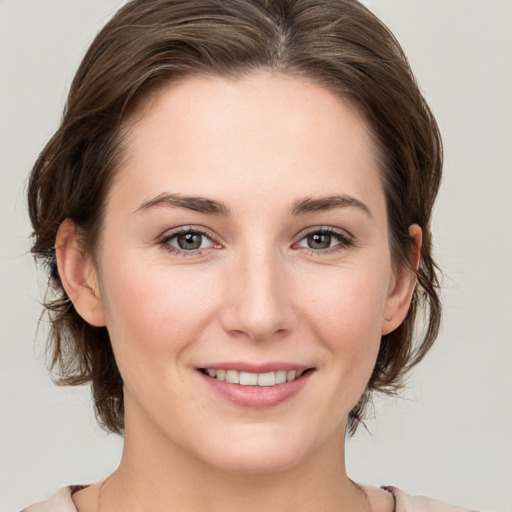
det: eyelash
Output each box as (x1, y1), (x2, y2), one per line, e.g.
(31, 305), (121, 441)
(157, 227), (219, 256)
(293, 227), (354, 255)
(157, 226), (354, 256)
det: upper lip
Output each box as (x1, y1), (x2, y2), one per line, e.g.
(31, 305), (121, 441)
(197, 361), (313, 373)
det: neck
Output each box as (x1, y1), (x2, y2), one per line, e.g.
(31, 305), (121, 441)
(99, 408), (369, 512)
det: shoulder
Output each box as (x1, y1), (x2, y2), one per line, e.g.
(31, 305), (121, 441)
(20, 486), (82, 512)
(384, 486), (478, 512)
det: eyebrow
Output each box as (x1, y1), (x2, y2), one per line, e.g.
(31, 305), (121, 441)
(290, 194), (373, 218)
(135, 193), (231, 216)
(135, 192), (371, 218)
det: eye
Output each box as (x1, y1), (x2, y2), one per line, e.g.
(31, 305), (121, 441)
(159, 228), (217, 253)
(295, 228), (352, 252)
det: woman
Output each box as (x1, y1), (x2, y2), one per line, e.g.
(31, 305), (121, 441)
(22, 0), (473, 511)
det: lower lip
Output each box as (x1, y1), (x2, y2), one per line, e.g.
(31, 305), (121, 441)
(199, 371), (313, 409)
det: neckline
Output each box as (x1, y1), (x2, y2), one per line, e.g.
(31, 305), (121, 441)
(381, 486), (397, 511)
(69, 483), (396, 512)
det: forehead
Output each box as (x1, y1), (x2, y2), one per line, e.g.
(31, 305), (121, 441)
(124, 71), (374, 155)
(113, 71), (384, 219)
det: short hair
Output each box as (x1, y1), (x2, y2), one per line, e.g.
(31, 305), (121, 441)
(28, 0), (442, 435)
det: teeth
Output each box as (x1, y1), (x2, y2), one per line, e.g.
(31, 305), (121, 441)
(258, 372), (275, 387)
(225, 370), (239, 384)
(275, 370), (287, 384)
(239, 371), (258, 385)
(204, 369), (306, 386)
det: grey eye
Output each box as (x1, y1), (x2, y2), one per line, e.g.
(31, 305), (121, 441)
(176, 233), (204, 250)
(296, 229), (352, 252)
(167, 231), (214, 251)
(307, 233), (333, 249)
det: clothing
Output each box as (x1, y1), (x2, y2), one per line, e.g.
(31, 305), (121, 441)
(383, 487), (477, 512)
(20, 487), (84, 512)
(20, 485), (476, 512)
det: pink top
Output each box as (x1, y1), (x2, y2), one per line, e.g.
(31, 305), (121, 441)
(21, 485), (477, 512)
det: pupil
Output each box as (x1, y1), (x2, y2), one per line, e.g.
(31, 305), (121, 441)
(178, 233), (202, 250)
(308, 233), (331, 249)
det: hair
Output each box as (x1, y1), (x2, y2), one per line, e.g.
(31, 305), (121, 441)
(28, 0), (442, 435)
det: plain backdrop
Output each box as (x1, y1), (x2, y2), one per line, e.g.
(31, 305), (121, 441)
(1, 1), (511, 511)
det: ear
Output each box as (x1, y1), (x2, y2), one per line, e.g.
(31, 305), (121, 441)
(55, 218), (106, 327)
(381, 224), (422, 335)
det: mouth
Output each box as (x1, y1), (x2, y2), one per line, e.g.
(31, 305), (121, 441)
(197, 363), (315, 408)
(199, 368), (313, 387)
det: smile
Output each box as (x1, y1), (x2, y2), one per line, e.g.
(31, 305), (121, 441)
(200, 369), (306, 387)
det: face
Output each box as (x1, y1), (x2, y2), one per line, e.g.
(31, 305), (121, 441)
(66, 72), (416, 474)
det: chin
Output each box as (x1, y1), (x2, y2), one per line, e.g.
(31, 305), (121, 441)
(191, 423), (326, 475)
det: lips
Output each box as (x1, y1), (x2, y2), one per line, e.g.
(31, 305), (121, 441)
(198, 364), (314, 408)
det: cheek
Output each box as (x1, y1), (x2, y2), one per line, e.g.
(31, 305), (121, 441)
(303, 263), (390, 371)
(98, 258), (219, 370)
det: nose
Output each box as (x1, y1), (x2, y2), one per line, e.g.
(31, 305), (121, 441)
(219, 246), (296, 342)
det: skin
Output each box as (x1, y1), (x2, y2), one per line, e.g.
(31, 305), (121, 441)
(57, 72), (420, 512)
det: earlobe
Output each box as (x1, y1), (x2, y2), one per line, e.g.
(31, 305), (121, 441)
(382, 224), (422, 335)
(55, 219), (106, 327)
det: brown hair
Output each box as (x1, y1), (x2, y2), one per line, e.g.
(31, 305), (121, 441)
(28, 0), (442, 435)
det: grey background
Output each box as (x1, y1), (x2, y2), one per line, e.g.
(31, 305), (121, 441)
(1, 1), (511, 510)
